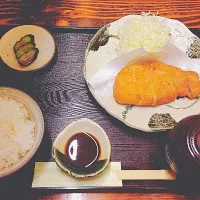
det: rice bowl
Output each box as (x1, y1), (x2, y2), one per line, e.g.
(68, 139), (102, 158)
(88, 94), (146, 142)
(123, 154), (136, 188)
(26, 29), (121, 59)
(0, 97), (35, 169)
(0, 87), (44, 178)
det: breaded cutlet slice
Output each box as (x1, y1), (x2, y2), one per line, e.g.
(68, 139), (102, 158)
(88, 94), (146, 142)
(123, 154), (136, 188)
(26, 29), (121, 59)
(143, 61), (177, 105)
(186, 71), (200, 99)
(113, 64), (141, 105)
(168, 65), (189, 97)
(150, 73), (177, 106)
(144, 61), (189, 97)
(133, 65), (154, 106)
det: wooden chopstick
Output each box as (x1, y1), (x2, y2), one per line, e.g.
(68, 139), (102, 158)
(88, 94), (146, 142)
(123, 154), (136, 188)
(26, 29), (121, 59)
(114, 170), (176, 180)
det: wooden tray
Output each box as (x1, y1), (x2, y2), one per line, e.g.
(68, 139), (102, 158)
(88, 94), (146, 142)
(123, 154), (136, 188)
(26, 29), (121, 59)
(0, 26), (200, 194)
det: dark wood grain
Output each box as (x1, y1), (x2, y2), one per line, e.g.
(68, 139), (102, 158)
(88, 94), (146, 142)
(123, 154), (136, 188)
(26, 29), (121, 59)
(0, 1), (200, 200)
(0, 24), (200, 200)
(0, 0), (200, 28)
(0, 30), (170, 178)
(32, 193), (200, 200)
(0, 28), (200, 197)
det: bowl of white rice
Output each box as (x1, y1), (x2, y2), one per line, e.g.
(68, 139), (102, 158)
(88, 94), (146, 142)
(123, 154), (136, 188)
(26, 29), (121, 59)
(0, 87), (44, 178)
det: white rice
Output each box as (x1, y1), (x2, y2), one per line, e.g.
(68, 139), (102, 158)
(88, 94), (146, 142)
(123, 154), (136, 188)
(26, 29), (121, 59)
(0, 96), (35, 169)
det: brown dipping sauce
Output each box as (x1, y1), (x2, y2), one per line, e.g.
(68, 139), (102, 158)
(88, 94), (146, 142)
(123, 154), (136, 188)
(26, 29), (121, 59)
(65, 132), (100, 169)
(166, 115), (200, 178)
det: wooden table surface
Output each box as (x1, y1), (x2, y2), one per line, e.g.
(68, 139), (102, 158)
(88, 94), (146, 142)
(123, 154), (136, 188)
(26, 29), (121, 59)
(0, 0), (200, 28)
(1, 0), (200, 200)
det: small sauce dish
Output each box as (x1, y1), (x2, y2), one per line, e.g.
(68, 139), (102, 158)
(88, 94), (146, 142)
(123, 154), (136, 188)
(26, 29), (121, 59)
(52, 118), (111, 178)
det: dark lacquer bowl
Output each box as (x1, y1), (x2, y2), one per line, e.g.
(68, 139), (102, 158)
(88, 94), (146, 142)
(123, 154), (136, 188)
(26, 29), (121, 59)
(166, 114), (200, 178)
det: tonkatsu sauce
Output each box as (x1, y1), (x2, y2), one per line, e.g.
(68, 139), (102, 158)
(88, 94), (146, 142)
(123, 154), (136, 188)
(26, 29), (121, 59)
(65, 132), (100, 169)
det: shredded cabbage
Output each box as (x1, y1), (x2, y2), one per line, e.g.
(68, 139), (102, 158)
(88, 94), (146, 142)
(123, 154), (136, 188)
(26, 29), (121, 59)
(118, 15), (171, 54)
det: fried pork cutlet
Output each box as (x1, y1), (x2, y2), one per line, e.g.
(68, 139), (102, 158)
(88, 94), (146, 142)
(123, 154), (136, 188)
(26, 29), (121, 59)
(113, 61), (200, 106)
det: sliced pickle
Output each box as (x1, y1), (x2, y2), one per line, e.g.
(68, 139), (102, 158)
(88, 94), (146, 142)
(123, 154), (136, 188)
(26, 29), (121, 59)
(13, 34), (34, 52)
(18, 48), (39, 66)
(15, 42), (35, 58)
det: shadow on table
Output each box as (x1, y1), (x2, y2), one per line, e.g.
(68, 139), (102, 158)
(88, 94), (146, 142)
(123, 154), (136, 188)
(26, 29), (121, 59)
(0, 160), (34, 200)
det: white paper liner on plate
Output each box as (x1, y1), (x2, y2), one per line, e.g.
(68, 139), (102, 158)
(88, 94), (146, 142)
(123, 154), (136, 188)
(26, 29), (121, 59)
(87, 42), (200, 97)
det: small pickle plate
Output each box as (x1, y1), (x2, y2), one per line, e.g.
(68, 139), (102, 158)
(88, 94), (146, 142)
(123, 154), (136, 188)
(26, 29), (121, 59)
(84, 14), (200, 132)
(0, 25), (56, 72)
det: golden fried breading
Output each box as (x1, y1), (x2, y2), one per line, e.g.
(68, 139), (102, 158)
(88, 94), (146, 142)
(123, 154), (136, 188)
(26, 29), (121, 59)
(113, 61), (200, 106)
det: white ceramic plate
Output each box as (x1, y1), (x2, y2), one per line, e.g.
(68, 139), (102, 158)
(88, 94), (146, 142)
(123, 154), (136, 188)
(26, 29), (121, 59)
(0, 25), (55, 71)
(84, 15), (200, 132)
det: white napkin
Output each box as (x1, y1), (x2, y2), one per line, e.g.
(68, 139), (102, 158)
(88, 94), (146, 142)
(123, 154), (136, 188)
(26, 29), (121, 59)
(32, 162), (122, 188)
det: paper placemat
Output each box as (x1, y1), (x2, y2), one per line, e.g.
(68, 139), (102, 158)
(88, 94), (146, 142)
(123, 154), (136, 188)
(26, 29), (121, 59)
(32, 162), (122, 188)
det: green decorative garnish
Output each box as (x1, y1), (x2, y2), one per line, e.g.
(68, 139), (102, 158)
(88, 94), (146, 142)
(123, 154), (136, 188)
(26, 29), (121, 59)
(148, 113), (177, 130)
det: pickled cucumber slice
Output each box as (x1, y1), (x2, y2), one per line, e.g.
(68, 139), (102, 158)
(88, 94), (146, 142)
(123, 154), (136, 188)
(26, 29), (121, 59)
(13, 34), (34, 52)
(18, 48), (39, 66)
(15, 42), (35, 58)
